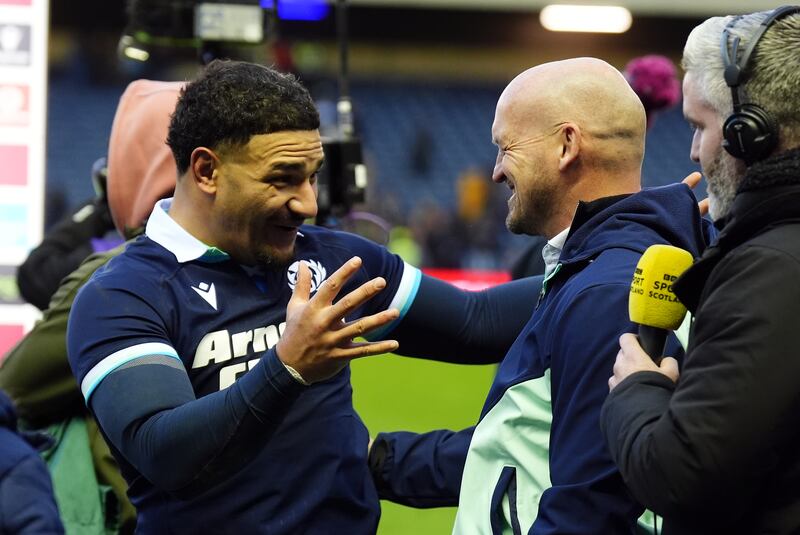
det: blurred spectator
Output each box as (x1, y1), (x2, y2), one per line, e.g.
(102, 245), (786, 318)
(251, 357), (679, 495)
(411, 199), (465, 268)
(16, 158), (119, 310)
(0, 389), (64, 534)
(410, 125), (434, 175)
(387, 225), (422, 266)
(0, 79), (184, 534)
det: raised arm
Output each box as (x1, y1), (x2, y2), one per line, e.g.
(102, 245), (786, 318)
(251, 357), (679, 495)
(390, 274), (543, 364)
(71, 258), (398, 497)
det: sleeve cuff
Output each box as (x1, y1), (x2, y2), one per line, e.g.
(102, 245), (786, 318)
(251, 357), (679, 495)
(282, 363), (310, 386)
(259, 348), (309, 394)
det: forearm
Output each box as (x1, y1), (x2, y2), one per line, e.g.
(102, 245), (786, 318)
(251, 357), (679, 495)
(370, 427), (473, 508)
(391, 275), (542, 364)
(600, 371), (689, 516)
(92, 348), (303, 497)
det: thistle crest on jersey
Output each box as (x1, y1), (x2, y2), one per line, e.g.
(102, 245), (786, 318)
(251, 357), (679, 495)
(287, 260), (327, 294)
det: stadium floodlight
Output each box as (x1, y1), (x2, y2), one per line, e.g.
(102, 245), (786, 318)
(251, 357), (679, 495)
(118, 34), (150, 62)
(540, 4), (633, 33)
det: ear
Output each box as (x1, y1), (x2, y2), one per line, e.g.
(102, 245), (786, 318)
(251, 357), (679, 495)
(557, 123), (581, 172)
(189, 147), (219, 194)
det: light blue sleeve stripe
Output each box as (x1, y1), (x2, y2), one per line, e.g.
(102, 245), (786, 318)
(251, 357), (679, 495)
(80, 342), (181, 402)
(366, 262), (422, 341)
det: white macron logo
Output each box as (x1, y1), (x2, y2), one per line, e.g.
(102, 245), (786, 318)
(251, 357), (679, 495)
(192, 282), (218, 310)
(287, 260), (327, 294)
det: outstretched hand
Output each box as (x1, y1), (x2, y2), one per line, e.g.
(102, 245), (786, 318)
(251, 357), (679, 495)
(277, 256), (400, 384)
(681, 171), (709, 216)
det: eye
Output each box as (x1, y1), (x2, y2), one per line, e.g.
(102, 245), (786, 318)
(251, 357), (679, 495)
(265, 175), (289, 186)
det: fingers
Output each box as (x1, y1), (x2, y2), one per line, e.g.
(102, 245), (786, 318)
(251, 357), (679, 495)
(314, 256), (363, 304)
(338, 308), (400, 340)
(618, 332), (644, 355)
(697, 197), (710, 217)
(329, 339), (400, 360)
(681, 171), (702, 189)
(660, 356), (680, 383)
(680, 171), (710, 216)
(287, 261), (312, 312)
(326, 277), (389, 324)
(608, 375), (619, 391)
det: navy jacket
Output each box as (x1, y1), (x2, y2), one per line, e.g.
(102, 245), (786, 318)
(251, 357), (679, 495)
(376, 184), (713, 534)
(0, 389), (64, 534)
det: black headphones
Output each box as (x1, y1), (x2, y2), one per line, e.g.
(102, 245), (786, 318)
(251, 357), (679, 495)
(720, 5), (800, 165)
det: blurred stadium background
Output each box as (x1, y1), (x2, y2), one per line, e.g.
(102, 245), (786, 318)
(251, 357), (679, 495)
(10, 0), (784, 532)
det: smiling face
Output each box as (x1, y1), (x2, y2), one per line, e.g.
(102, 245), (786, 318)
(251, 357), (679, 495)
(211, 130), (324, 267)
(491, 95), (560, 237)
(683, 72), (746, 221)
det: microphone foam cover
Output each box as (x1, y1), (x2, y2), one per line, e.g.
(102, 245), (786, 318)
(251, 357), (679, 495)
(629, 244), (694, 330)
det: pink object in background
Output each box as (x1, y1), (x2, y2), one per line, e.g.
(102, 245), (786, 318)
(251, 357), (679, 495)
(624, 54), (681, 128)
(0, 325), (24, 364)
(0, 145), (27, 185)
(423, 268), (510, 291)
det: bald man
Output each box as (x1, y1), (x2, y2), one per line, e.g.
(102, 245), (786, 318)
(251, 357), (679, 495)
(370, 58), (712, 533)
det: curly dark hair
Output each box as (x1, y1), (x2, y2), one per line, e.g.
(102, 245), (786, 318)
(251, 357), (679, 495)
(167, 60), (321, 174)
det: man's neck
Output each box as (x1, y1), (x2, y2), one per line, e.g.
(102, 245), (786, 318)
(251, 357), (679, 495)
(166, 189), (218, 248)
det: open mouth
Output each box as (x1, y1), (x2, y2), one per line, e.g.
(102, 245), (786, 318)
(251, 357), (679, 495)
(269, 224), (301, 246)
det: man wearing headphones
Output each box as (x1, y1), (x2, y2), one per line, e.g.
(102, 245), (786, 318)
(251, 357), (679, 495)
(602, 7), (800, 534)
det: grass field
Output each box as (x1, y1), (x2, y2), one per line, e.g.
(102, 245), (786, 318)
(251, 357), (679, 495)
(350, 353), (497, 535)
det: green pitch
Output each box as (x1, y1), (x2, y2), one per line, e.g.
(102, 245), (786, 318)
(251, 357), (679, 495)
(350, 354), (497, 535)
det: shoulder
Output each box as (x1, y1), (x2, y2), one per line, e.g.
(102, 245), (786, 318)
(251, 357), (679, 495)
(46, 244), (127, 312)
(296, 225), (397, 271)
(743, 223), (800, 264)
(715, 227), (800, 283)
(560, 248), (639, 299)
(298, 225), (385, 253)
(77, 238), (177, 303)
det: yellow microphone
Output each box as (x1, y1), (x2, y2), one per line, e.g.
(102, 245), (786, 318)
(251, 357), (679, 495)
(629, 244), (694, 359)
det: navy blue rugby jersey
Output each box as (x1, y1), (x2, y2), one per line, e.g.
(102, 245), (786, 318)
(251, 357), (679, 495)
(67, 198), (421, 533)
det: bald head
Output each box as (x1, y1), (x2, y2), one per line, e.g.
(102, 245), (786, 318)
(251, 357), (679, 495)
(496, 57), (647, 173)
(491, 58), (647, 238)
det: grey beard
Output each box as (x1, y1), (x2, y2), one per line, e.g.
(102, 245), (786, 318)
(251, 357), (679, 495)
(706, 151), (745, 221)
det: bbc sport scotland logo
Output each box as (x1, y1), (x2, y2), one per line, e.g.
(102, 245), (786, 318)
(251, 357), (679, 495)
(287, 260), (327, 295)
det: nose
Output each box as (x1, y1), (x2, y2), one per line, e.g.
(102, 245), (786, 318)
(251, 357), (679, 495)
(492, 150), (506, 184)
(288, 179), (318, 220)
(689, 130), (701, 164)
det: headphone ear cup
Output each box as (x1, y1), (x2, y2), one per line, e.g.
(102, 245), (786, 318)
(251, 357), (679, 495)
(722, 103), (778, 163)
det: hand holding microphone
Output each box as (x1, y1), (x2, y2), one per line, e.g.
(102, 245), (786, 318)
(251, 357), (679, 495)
(609, 244), (693, 391)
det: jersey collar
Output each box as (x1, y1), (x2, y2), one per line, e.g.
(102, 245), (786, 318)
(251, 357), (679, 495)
(145, 198), (230, 264)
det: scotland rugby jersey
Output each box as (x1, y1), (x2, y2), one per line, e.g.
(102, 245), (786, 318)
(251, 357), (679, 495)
(67, 198), (421, 534)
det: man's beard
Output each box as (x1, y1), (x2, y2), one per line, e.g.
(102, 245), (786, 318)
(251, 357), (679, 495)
(506, 180), (555, 236)
(706, 148), (746, 221)
(255, 245), (295, 270)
